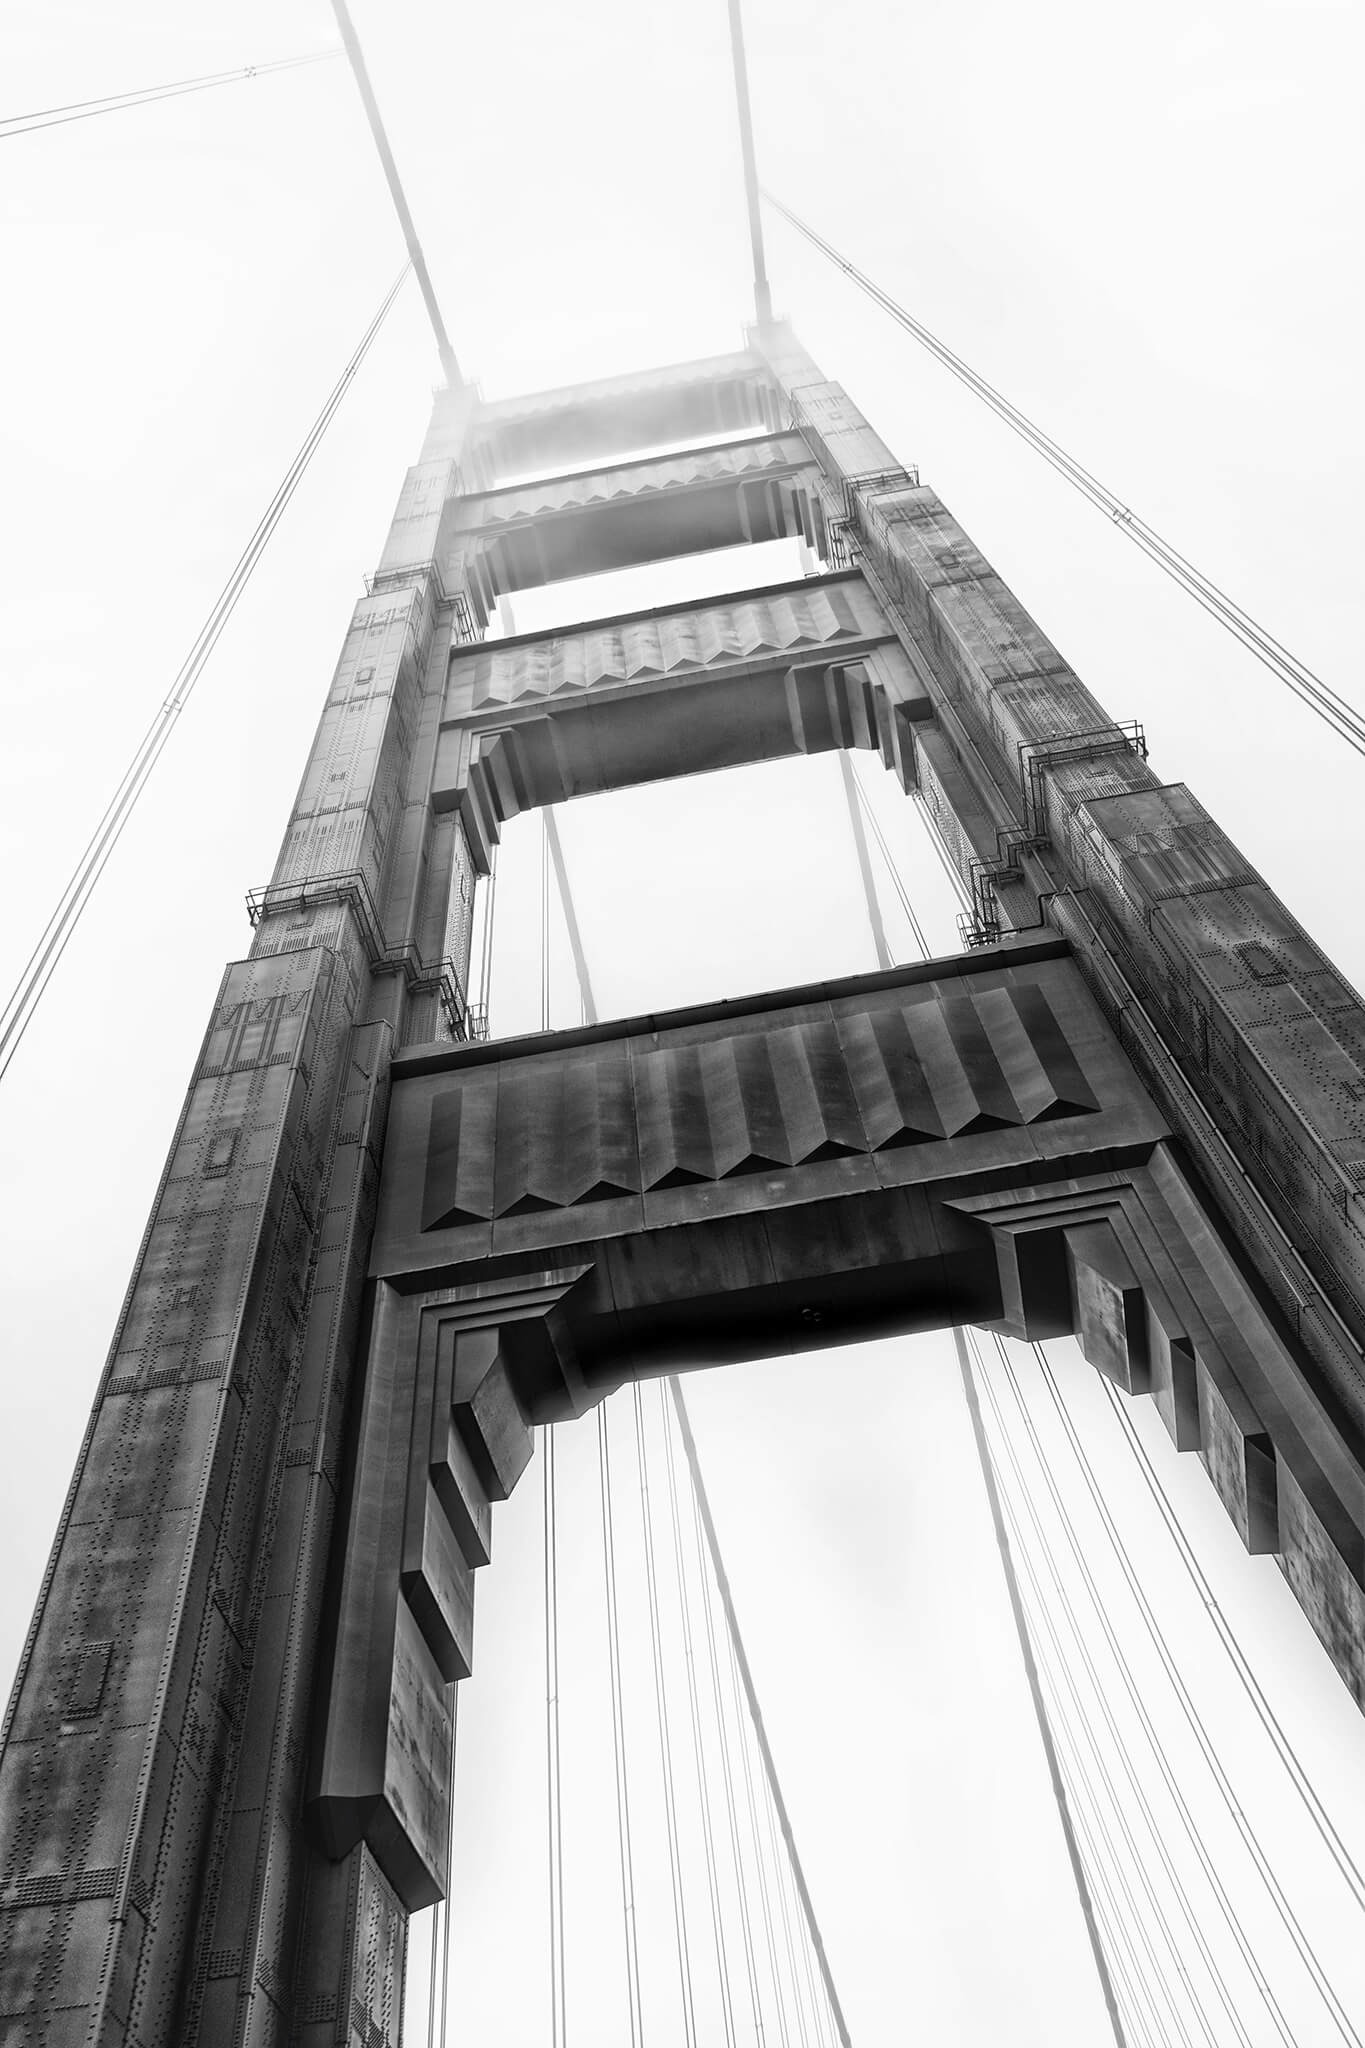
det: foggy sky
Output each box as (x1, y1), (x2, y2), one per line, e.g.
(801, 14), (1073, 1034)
(3, 4), (1365, 2043)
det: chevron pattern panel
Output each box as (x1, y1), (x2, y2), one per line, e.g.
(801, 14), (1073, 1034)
(420, 981), (1098, 1230)
(454, 434), (809, 531)
(451, 578), (887, 711)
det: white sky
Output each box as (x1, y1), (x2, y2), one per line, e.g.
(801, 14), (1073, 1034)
(3, 3), (1365, 2044)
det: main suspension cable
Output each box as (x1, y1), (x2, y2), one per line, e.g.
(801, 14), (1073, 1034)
(329, 0), (460, 384)
(1098, 1374), (1365, 1917)
(765, 193), (1365, 762)
(1026, 1340), (1359, 2047)
(725, 0), (773, 327)
(0, 262), (410, 1090)
(781, 1822), (836, 2048)
(1, 49), (339, 139)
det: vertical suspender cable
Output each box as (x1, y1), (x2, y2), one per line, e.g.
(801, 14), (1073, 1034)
(659, 1385), (739, 2048)
(540, 819), (552, 1031)
(426, 1885), (439, 2047)
(598, 1405), (646, 2047)
(992, 1340), (1293, 2044)
(1047, 1751), (1163, 2048)
(690, 1476), (768, 2045)
(780, 1821), (836, 2048)
(953, 1328), (1129, 2048)
(978, 1368), (1229, 2048)
(1097, 1375), (1365, 1917)
(758, 1760), (818, 2048)
(545, 810), (598, 1024)
(667, 1378), (854, 2048)
(725, 1631), (794, 2048)
(542, 1428), (568, 2048)
(837, 755), (893, 970)
(847, 758), (933, 959)
(437, 1686), (459, 2048)
(474, 845), (498, 1036)
(1027, 1342), (1361, 2048)
(634, 1385), (700, 2048)
(534, 818), (565, 2044)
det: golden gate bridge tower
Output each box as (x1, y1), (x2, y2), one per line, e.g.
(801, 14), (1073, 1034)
(2, 12), (1364, 2047)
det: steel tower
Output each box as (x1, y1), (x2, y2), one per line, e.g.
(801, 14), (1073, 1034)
(2, 325), (1364, 2046)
